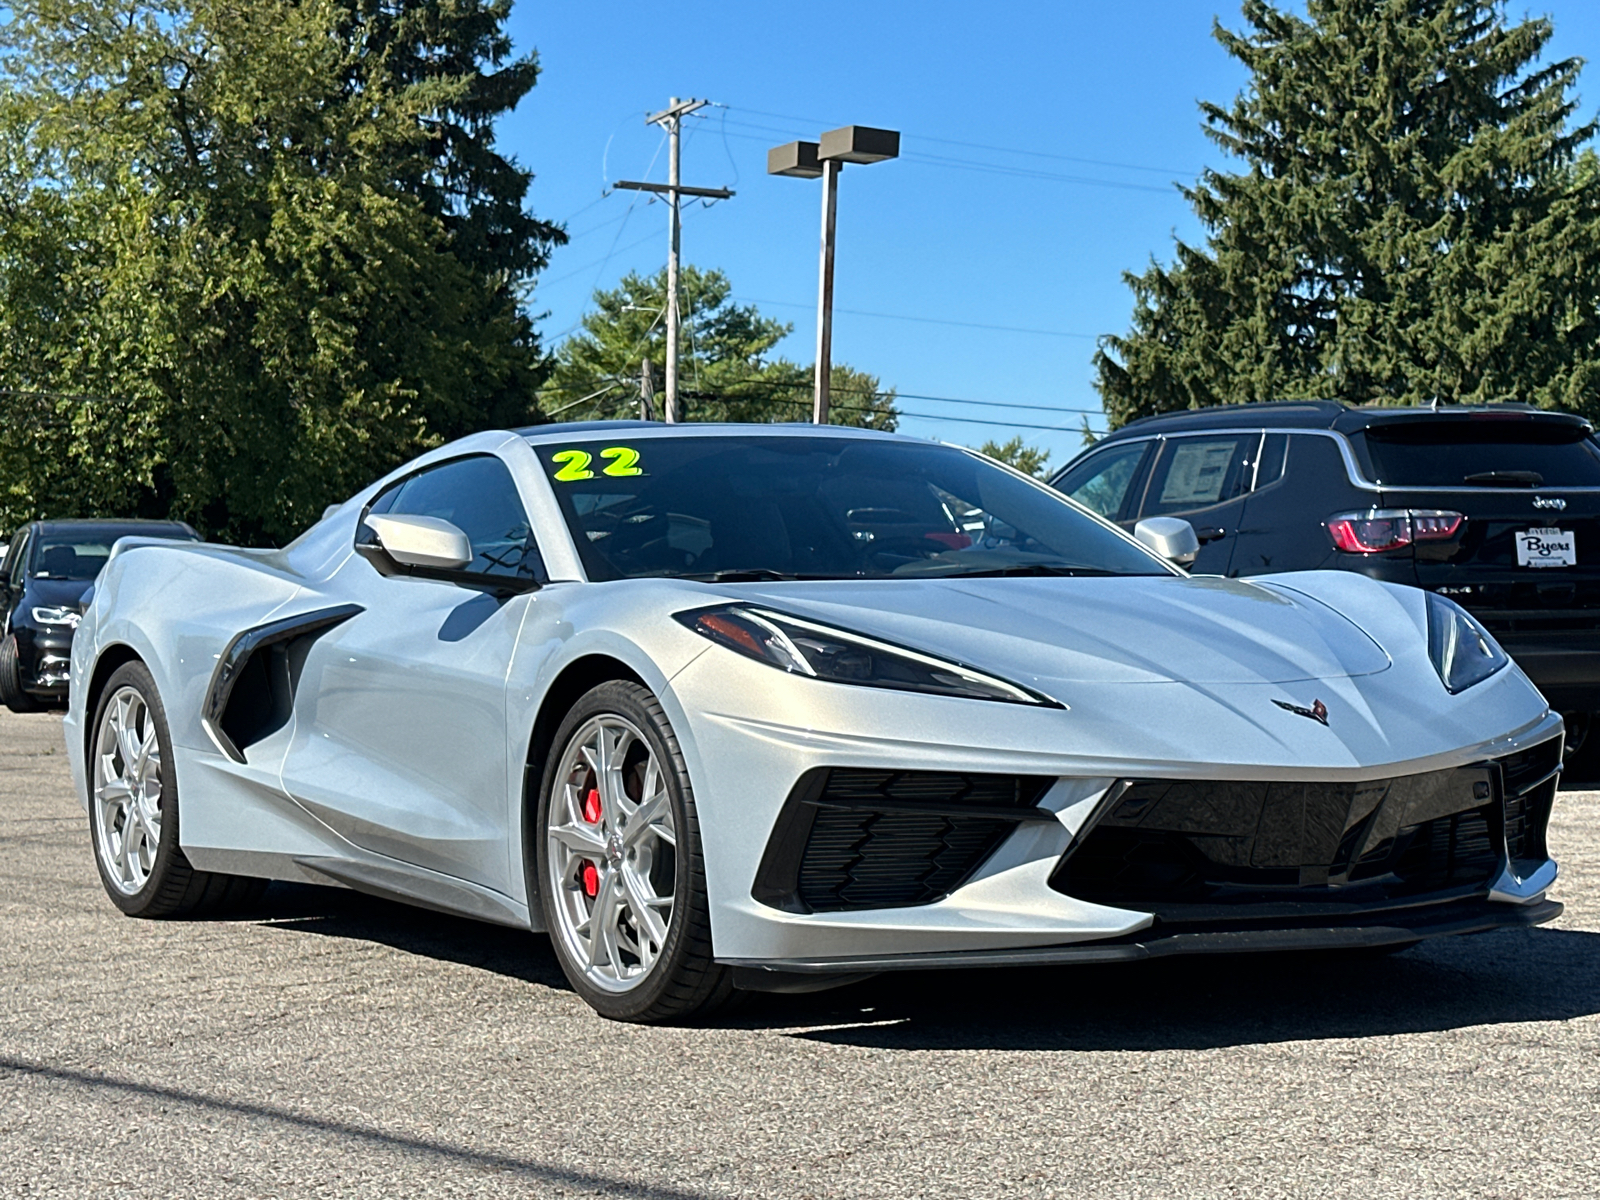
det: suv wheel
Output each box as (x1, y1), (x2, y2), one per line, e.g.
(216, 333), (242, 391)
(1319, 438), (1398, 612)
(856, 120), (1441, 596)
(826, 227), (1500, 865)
(0, 635), (40, 713)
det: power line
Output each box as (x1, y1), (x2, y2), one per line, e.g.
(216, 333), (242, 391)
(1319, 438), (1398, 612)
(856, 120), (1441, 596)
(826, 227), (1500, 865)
(714, 128), (1176, 195)
(539, 374), (1108, 431)
(732, 294), (1096, 340)
(541, 201), (703, 289)
(899, 150), (1175, 195)
(720, 107), (1200, 177)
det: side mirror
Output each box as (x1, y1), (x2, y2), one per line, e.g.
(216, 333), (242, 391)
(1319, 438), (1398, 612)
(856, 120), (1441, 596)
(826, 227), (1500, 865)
(357, 514), (473, 576)
(1134, 516), (1199, 567)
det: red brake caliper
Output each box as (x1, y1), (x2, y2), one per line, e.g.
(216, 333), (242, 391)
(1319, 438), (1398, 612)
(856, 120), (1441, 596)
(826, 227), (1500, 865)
(578, 786), (603, 898)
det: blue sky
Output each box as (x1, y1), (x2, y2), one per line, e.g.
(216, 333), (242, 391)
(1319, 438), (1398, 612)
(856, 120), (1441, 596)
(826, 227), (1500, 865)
(498, 2), (1600, 470)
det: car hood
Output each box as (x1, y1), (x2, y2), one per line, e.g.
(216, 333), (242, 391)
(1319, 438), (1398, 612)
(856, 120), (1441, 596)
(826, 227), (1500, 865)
(24, 578), (94, 609)
(721, 575), (1392, 688)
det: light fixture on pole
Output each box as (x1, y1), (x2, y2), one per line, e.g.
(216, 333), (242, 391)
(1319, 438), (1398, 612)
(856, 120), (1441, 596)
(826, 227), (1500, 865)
(768, 125), (900, 425)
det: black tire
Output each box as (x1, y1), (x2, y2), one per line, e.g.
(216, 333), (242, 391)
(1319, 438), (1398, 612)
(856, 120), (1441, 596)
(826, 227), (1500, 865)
(88, 661), (267, 918)
(533, 680), (735, 1023)
(0, 635), (41, 714)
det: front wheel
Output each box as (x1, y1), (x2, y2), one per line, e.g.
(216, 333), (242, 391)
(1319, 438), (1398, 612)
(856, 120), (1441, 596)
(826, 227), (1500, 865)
(534, 680), (732, 1022)
(0, 635), (41, 713)
(88, 661), (266, 917)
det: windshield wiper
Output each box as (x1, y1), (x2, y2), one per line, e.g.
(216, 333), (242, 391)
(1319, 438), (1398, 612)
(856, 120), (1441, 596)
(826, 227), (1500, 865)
(1464, 470), (1543, 486)
(917, 563), (1121, 579)
(684, 568), (847, 583)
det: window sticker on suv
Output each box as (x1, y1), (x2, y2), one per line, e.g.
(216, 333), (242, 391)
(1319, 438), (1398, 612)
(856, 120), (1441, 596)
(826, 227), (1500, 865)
(1159, 441), (1237, 507)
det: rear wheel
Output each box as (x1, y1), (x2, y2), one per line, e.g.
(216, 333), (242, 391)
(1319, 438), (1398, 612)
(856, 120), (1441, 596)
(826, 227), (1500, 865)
(0, 635), (41, 713)
(535, 680), (733, 1023)
(89, 662), (265, 917)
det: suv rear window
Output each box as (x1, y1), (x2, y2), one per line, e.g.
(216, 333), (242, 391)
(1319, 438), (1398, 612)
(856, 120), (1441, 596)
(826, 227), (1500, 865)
(1359, 420), (1600, 487)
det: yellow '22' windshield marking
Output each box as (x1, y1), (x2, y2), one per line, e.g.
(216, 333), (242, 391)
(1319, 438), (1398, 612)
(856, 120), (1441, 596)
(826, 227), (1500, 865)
(550, 447), (644, 482)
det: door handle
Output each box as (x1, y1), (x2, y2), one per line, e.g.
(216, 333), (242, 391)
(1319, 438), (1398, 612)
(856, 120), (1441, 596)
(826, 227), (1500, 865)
(1194, 527), (1228, 544)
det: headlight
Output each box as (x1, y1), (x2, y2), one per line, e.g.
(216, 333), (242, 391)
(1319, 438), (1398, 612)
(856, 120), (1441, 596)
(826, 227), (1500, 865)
(1426, 593), (1506, 693)
(31, 605), (82, 629)
(675, 603), (1058, 706)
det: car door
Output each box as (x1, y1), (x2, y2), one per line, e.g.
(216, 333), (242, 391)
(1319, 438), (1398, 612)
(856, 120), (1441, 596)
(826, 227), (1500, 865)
(1, 528), (30, 634)
(1135, 433), (1262, 575)
(1049, 440), (1155, 529)
(279, 453), (545, 895)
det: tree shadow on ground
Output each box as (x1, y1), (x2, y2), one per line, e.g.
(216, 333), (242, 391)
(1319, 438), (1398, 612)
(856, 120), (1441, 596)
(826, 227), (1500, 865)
(245, 881), (1600, 1053)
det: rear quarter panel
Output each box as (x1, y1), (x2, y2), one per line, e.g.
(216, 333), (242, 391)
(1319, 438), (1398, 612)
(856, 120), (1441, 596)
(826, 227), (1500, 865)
(68, 540), (315, 800)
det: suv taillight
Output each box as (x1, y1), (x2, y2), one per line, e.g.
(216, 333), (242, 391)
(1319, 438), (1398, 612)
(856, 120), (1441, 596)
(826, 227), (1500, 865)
(1327, 509), (1465, 554)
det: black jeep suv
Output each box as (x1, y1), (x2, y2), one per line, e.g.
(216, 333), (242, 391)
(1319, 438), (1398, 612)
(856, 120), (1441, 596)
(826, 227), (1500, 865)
(0, 518), (198, 712)
(1050, 402), (1600, 744)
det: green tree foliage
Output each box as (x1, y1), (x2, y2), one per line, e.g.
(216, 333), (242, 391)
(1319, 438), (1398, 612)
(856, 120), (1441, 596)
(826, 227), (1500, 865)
(542, 267), (897, 430)
(975, 437), (1052, 478)
(0, 0), (563, 543)
(1095, 0), (1600, 427)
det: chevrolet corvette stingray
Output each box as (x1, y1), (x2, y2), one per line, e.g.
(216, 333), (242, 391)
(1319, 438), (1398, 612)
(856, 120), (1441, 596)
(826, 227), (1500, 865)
(65, 423), (1563, 1022)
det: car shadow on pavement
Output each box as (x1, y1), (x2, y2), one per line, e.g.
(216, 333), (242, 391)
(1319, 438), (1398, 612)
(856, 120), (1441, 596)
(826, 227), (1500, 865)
(751, 926), (1600, 1051)
(245, 882), (1600, 1052)
(244, 881), (572, 992)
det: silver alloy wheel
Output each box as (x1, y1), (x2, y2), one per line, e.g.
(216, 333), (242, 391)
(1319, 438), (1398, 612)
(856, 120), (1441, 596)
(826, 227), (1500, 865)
(546, 714), (677, 993)
(94, 685), (164, 896)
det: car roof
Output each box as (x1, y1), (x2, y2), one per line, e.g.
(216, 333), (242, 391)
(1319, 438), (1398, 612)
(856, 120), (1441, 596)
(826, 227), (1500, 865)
(33, 519), (196, 536)
(515, 420), (928, 446)
(1107, 401), (1592, 439)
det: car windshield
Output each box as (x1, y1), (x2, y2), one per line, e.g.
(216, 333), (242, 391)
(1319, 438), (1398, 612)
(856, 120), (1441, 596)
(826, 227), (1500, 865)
(535, 434), (1171, 582)
(31, 528), (192, 580)
(1360, 420), (1600, 487)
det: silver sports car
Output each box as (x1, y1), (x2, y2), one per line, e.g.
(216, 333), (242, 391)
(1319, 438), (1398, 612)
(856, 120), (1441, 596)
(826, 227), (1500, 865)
(65, 423), (1563, 1022)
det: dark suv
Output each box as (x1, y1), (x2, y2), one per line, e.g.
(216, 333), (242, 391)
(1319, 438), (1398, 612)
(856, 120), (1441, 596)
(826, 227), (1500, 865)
(1050, 401), (1600, 741)
(0, 518), (198, 712)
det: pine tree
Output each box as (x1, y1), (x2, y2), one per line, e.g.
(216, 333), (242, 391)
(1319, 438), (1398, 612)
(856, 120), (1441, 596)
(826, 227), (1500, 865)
(542, 267), (897, 430)
(1095, 0), (1600, 427)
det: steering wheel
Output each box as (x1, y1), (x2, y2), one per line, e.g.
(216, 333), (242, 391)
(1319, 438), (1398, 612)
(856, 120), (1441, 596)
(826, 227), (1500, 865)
(863, 535), (951, 572)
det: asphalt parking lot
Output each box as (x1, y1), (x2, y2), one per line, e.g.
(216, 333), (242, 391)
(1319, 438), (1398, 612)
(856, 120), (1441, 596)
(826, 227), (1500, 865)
(3, 709), (1599, 1199)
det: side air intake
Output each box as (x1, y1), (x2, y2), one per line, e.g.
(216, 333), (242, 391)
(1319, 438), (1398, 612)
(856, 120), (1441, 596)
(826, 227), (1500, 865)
(201, 604), (363, 763)
(751, 768), (1053, 913)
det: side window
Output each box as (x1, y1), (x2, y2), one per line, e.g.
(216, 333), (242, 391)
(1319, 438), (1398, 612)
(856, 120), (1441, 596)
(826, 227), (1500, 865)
(1252, 434), (1288, 490)
(7, 532), (30, 587)
(1141, 434), (1260, 518)
(1052, 442), (1151, 520)
(366, 456), (543, 582)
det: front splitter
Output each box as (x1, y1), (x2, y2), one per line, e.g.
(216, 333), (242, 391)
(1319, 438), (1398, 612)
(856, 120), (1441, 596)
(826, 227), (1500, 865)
(724, 896), (1561, 982)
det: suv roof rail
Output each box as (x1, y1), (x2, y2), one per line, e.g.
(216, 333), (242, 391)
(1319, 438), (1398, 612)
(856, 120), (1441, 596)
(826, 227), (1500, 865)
(1113, 399), (1584, 436)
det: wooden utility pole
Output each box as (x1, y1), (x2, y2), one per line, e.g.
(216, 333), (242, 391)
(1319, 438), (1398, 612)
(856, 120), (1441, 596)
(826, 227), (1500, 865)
(639, 357), (656, 421)
(615, 98), (732, 424)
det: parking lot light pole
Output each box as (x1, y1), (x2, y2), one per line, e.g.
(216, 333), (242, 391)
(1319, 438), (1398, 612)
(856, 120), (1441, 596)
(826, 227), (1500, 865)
(768, 126), (900, 424)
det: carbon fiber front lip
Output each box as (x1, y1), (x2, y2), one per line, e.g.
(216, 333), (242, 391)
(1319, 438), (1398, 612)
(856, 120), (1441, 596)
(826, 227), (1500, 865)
(721, 896), (1562, 974)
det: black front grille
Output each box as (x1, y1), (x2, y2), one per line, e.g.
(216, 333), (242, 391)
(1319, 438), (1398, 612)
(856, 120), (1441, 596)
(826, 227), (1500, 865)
(1501, 737), (1562, 864)
(1386, 808), (1498, 893)
(1051, 741), (1562, 921)
(798, 808), (1012, 910)
(753, 769), (1050, 913)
